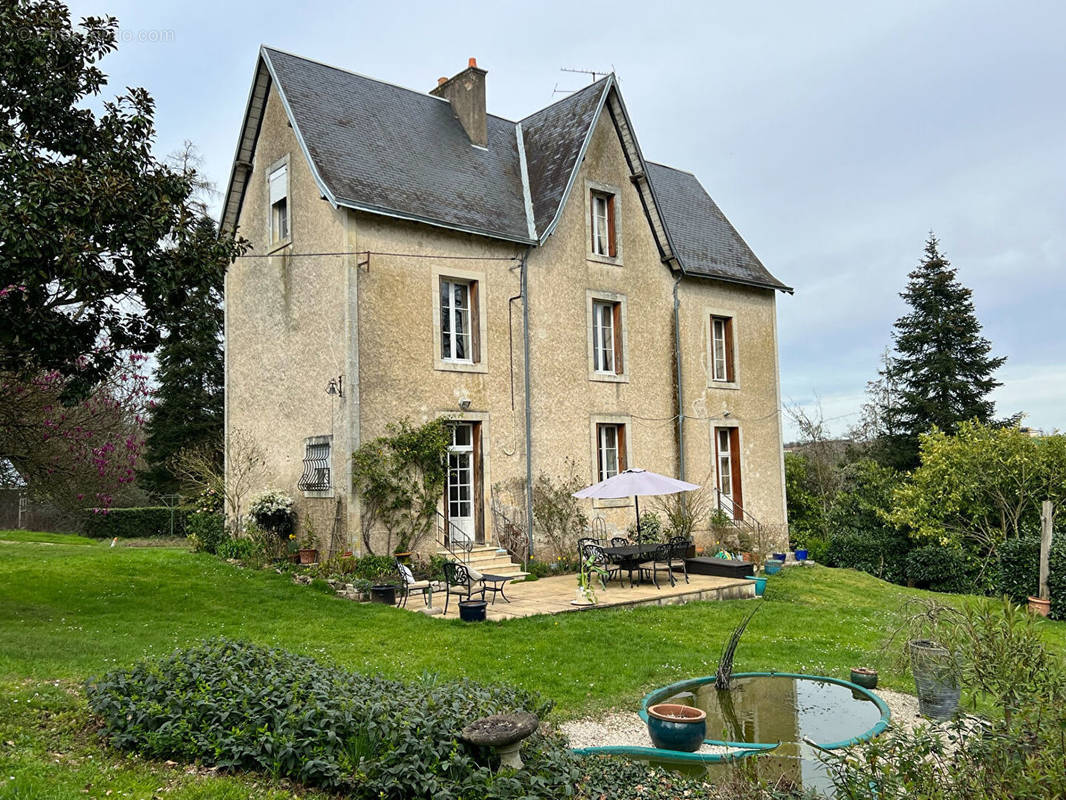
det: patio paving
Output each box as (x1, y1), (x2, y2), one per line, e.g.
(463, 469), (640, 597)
(418, 570), (756, 621)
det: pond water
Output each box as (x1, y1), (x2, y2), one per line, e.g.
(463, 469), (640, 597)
(660, 675), (886, 795)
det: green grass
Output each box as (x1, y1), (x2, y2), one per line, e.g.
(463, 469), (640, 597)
(1, 530), (1063, 798)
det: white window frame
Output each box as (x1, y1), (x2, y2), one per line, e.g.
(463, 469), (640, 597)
(266, 156), (291, 251)
(712, 317), (729, 381)
(585, 289), (628, 383)
(717, 427), (733, 498)
(439, 278), (472, 363)
(592, 193), (610, 257)
(704, 306), (740, 389)
(592, 301), (616, 374)
(598, 424), (620, 482)
(584, 179), (623, 265)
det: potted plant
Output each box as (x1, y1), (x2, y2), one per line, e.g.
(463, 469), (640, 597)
(886, 598), (963, 720)
(572, 550), (607, 606)
(297, 518), (318, 565)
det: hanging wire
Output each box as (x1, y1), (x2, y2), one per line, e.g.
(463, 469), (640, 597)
(234, 249), (520, 261)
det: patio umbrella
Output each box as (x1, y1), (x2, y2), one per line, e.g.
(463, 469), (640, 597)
(573, 468), (700, 539)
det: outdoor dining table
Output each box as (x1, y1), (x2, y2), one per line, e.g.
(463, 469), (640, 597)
(602, 543), (662, 588)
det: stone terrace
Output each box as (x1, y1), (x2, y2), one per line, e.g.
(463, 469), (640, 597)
(417, 571), (756, 621)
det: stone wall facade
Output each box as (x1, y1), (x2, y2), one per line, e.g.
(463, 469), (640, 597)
(226, 83), (788, 558)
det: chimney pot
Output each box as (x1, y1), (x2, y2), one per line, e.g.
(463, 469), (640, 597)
(437, 76), (447, 86)
(468, 57), (477, 68)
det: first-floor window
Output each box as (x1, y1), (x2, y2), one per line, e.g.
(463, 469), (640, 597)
(298, 435), (331, 492)
(440, 277), (480, 362)
(596, 423), (627, 482)
(592, 300), (621, 374)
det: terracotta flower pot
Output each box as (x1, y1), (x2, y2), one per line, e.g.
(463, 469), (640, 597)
(1028, 596), (1051, 617)
(298, 548), (317, 565)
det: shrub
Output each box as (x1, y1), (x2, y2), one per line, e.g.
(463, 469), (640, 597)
(186, 511), (228, 554)
(1049, 532), (1066, 620)
(995, 536), (1041, 602)
(86, 639), (576, 798)
(215, 536), (257, 561)
(82, 506), (191, 539)
(248, 490), (295, 539)
(626, 511), (663, 542)
(904, 544), (978, 593)
(824, 529), (911, 584)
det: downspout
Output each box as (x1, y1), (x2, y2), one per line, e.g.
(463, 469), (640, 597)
(673, 273), (686, 481)
(521, 247), (535, 559)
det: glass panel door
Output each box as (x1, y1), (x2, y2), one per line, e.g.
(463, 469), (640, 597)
(446, 423), (475, 545)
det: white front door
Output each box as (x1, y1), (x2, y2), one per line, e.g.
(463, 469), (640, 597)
(446, 423), (475, 545)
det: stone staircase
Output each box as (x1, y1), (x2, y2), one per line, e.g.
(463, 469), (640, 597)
(439, 545), (529, 580)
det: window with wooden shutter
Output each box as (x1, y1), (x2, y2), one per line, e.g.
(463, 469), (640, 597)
(592, 299), (624, 376)
(596, 423), (627, 482)
(606, 195), (617, 257)
(714, 427), (743, 521)
(440, 277), (482, 364)
(711, 316), (736, 383)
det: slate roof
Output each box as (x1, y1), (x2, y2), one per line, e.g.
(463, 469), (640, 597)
(228, 47), (788, 291)
(519, 78), (609, 237)
(646, 163), (790, 291)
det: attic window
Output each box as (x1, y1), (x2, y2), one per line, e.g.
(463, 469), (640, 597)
(590, 190), (616, 258)
(268, 163), (290, 245)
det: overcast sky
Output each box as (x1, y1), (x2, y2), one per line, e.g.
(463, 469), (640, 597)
(66, 0), (1065, 438)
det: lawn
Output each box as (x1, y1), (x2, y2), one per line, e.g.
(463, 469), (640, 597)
(1, 531), (1063, 798)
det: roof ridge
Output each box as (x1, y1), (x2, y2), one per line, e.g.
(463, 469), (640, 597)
(261, 46), (520, 124)
(646, 160), (697, 178)
(519, 75), (612, 123)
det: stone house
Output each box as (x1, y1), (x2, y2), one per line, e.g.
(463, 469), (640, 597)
(222, 47), (792, 561)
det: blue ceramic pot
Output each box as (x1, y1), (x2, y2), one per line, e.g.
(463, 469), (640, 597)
(646, 703), (707, 752)
(794, 549), (808, 561)
(747, 575), (767, 596)
(771, 553), (787, 561)
(763, 561), (782, 575)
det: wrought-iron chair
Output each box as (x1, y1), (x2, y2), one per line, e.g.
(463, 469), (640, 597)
(442, 561), (485, 615)
(579, 542), (614, 589)
(668, 537), (691, 584)
(577, 537), (601, 557)
(610, 536), (630, 548)
(638, 543), (676, 589)
(395, 558), (432, 608)
(590, 516), (608, 542)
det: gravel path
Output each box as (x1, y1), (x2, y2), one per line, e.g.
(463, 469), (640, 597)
(560, 686), (925, 752)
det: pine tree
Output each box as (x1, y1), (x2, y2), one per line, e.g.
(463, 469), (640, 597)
(140, 216), (225, 496)
(877, 234), (1005, 469)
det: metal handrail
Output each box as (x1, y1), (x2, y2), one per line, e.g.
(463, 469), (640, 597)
(435, 510), (474, 563)
(714, 488), (763, 535)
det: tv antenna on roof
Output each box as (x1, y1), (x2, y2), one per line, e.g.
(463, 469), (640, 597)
(553, 65), (616, 96)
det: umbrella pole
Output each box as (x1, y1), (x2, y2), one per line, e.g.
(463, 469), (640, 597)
(634, 495), (641, 541)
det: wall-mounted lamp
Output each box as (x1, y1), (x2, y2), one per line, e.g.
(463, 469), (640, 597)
(326, 375), (344, 398)
(459, 398), (472, 411)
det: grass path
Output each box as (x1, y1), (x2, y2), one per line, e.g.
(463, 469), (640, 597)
(1, 531), (1063, 798)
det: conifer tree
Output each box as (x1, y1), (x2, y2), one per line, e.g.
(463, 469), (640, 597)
(140, 216), (225, 496)
(877, 234), (1005, 469)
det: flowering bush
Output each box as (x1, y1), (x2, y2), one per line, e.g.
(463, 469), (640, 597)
(248, 490), (295, 539)
(0, 351), (152, 510)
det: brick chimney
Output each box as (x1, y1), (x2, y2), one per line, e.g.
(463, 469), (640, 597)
(430, 57), (487, 147)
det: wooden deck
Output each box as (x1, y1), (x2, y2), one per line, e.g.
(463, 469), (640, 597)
(415, 570), (756, 621)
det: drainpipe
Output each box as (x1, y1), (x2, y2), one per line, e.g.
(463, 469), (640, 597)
(673, 274), (686, 481)
(520, 248), (535, 559)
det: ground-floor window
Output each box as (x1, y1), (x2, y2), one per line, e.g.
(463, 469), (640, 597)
(714, 426), (743, 520)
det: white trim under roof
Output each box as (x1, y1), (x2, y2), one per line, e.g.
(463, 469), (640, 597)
(515, 122), (537, 241)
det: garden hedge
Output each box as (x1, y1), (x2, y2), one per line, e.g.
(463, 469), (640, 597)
(86, 639), (577, 798)
(994, 536), (1041, 602)
(82, 506), (192, 539)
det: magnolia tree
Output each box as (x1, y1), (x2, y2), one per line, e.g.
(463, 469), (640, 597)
(0, 352), (152, 509)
